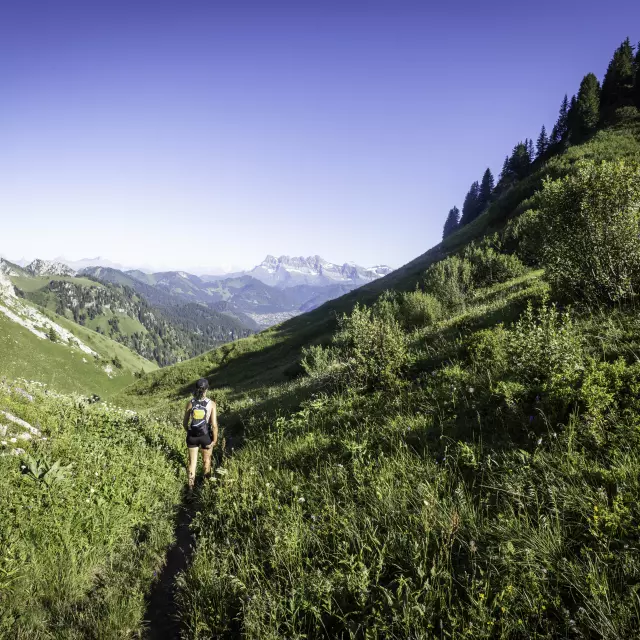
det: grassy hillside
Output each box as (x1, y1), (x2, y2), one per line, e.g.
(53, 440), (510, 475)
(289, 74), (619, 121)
(0, 381), (185, 637)
(0, 296), (156, 396)
(115, 112), (640, 638)
(11, 274), (253, 366)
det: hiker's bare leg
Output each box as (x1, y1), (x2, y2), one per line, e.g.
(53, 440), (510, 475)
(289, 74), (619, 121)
(187, 447), (199, 488)
(202, 446), (213, 479)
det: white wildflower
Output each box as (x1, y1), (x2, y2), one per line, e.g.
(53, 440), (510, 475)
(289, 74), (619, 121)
(298, 497), (305, 503)
(10, 438), (17, 443)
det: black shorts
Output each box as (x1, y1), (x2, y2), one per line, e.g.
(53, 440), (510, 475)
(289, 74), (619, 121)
(186, 431), (213, 449)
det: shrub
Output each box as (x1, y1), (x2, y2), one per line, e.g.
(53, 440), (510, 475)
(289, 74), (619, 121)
(333, 304), (408, 389)
(505, 298), (584, 396)
(300, 344), (341, 379)
(502, 209), (543, 266)
(463, 243), (526, 287)
(540, 160), (640, 303)
(398, 289), (442, 329)
(423, 254), (474, 309)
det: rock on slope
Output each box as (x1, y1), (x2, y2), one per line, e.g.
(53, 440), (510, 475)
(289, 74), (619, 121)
(26, 259), (76, 277)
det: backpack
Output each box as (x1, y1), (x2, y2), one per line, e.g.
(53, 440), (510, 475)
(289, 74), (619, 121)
(189, 398), (210, 436)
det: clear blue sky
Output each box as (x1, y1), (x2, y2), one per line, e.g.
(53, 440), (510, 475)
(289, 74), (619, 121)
(1, 1), (639, 273)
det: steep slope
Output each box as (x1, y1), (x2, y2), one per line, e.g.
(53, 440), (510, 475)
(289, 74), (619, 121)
(0, 270), (156, 395)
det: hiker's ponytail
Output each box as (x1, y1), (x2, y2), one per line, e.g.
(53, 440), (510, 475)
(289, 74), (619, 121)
(195, 378), (209, 399)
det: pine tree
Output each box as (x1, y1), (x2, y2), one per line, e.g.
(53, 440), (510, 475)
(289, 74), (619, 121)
(526, 138), (535, 161)
(442, 206), (460, 239)
(460, 182), (480, 226)
(574, 73), (601, 137)
(536, 125), (549, 158)
(550, 123), (561, 146)
(600, 38), (635, 117)
(477, 168), (494, 212)
(498, 155), (511, 182)
(634, 41), (640, 109)
(508, 142), (531, 179)
(565, 95), (579, 141)
(555, 95), (570, 141)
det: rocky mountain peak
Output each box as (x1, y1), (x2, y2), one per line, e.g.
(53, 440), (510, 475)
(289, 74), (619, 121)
(26, 259), (76, 277)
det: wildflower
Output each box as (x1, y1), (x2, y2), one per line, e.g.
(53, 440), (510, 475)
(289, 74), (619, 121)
(479, 593), (485, 600)
(95, 471), (99, 476)
(537, 437), (543, 446)
(266, 482), (271, 488)
(468, 387), (475, 393)
(10, 438), (17, 443)
(529, 415), (534, 423)
(298, 497), (305, 503)
(90, 487), (95, 494)
(86, 498), (90, 503)
(216, 468), (228, 475)
(1, 441), (7, 446)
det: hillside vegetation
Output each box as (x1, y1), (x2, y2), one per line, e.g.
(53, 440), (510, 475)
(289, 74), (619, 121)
(116, 41), (640, 639)
(0, 381), (185, 637)
(13, 274), (252, 366)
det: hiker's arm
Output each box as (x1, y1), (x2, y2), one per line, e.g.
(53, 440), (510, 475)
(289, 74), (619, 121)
(211, 401), (218, 447)
(183, 401), (192, 430)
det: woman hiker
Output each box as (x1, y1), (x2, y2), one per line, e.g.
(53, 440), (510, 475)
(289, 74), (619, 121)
(183, 377), (218, 489)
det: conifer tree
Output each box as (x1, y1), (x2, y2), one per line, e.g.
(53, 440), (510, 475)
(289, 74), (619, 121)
(554, 95), (570, 141)
(526, 138), (535, 161)
(477, 168), (494, 212)
(536, 125), (549, 158)
(600, 38), (635, 116)
(550, 123), (561, 146)
(574, 73), (601, 137)
(498, 155), (511, 183)
(508, 142), (531, 179)
(460, 182), (480, 226)
(442, 206), (460, 239)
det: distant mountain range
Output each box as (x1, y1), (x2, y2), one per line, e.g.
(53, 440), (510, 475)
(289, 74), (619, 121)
(2, 255), (394, 329)
(79, 255), (393, 328)
(229, 255), (393, 289)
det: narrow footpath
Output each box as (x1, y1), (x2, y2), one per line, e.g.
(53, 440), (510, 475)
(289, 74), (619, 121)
(143, 497), (197, 639)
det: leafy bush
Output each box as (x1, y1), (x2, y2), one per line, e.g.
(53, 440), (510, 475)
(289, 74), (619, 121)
(541, 160), (640, 303)
(502, 209), (543, 266)
(423, 254), (474, 308)
(333, 304), (408, 389)
(398, 289), (442, 329)
(300, 343), (341, 379)
(463, 243), (526, 287)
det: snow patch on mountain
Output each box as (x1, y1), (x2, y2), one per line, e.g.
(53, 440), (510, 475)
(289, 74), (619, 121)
(249, 255), (393, 288)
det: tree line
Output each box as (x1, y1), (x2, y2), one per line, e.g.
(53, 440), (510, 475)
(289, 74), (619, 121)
(442, 37), (640, 240)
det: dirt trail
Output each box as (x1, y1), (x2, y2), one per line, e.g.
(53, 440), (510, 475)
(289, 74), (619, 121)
(143, 497), (196, 639)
